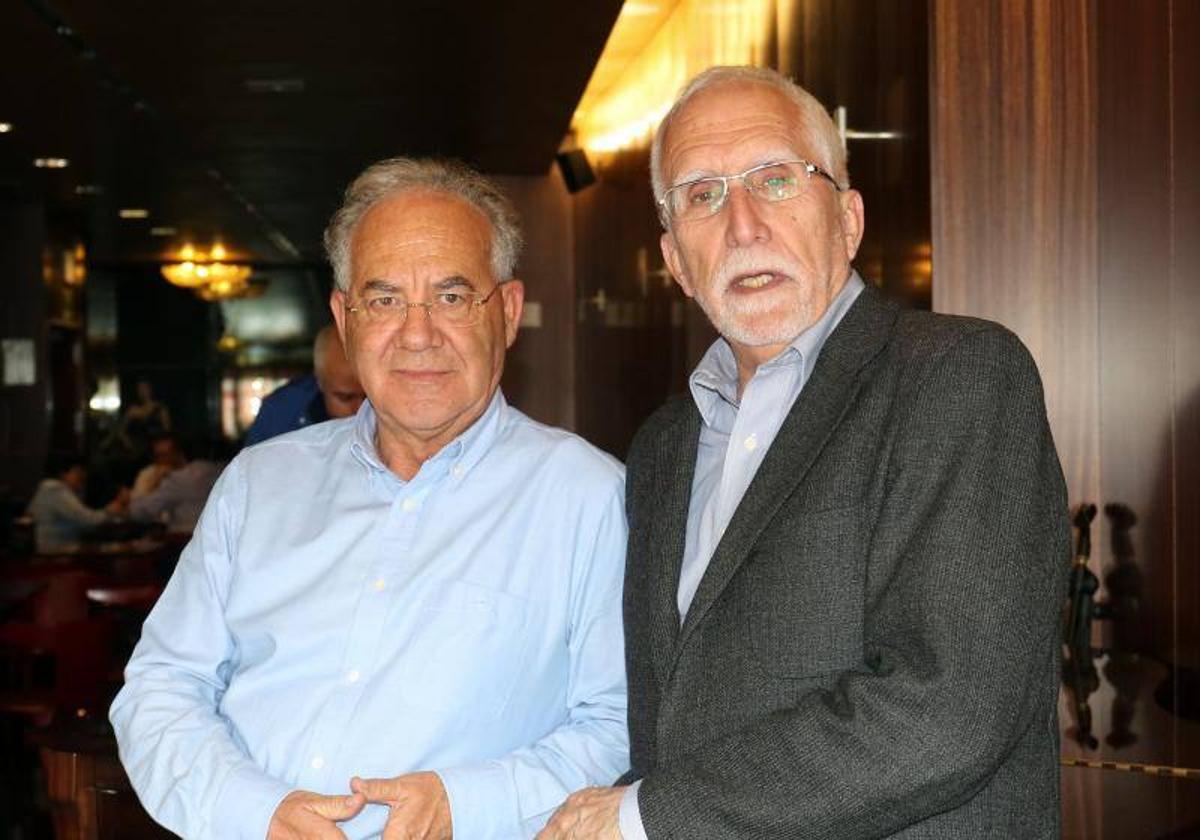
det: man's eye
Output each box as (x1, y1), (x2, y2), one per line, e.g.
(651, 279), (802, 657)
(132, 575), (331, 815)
(367, 296), (398, 310)
(686, 182), (720, 206)
(436, 292), (468, 308)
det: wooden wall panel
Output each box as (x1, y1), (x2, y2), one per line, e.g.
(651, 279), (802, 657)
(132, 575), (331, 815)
(1170, 0), (1200, 676)
(496, 172), (576, 430)
(933, 1), (1200, 835)
(1096, 0), (1174, 659)
(572, 148), (690, 458)
(930, 0), (1099, 527)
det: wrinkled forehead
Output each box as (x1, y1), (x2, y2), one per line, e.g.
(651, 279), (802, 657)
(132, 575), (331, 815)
(662, 81), (811, 181)
(348, 190), (493, 288)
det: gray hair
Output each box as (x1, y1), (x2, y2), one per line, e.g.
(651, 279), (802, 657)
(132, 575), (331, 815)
(324, 157), (524, 292)
(649, 66), (848, 225)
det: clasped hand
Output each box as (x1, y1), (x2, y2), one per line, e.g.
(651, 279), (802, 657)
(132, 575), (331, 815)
(268, 771), (452, 840)
(535, 785), (624, 840)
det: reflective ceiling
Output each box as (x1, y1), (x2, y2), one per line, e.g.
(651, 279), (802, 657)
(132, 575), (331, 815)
(0, 0), (625, 266)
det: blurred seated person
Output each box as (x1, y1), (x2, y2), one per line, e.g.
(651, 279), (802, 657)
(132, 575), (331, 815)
(129, 437), (223, 535)
(131, 434), (187, 500)
(244, 325), (365, 445)
(26, 452), (129, 553)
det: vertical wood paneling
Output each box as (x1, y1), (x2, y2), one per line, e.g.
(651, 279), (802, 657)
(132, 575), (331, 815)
(933, 1), (1200, 836)
(1096, 0), (1174, 659)
(1170, 0), (1200, 675)
(495, 172), (576, 430)
(930, 0), (1099, 532)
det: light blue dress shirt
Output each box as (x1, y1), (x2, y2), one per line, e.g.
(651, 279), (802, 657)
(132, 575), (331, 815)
(618, 272), (865, 840)
(111, 392), (630, 840)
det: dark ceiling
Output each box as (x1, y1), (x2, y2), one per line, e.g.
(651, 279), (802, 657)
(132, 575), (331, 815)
(0, 0), (623, 266)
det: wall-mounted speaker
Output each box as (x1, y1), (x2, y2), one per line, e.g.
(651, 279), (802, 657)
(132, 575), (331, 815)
(555, 149), (596, 194)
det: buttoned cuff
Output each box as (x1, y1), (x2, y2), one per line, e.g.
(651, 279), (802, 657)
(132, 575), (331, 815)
(210, 762), (293, 840)
(618, 779), (649, 840)
(436, 761), (519, 839)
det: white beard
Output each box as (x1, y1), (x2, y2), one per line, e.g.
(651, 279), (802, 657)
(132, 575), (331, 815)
(694, 250), (814, 347)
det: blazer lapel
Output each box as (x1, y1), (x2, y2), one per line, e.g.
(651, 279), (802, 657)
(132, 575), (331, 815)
(672, 286), (899, 659)
(646, 403), (700, 686)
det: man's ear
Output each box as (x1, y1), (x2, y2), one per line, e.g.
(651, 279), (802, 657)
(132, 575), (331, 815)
(330, 289), (348, 342)
(838, 188), (866, 262)
(499, 280), (525, 348)
(660, 232), (695, 298)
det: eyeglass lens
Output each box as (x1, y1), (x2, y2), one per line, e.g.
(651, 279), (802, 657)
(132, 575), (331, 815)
(670, 161), (810, 220)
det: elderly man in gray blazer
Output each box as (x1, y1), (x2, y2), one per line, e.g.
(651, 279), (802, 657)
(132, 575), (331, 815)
(540, 66), (1069, 839)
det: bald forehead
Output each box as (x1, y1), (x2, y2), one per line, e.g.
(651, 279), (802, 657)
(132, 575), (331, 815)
(347, 189), (494, 291)
(662, 81), (811, 181)
(354, 189), (491, 247)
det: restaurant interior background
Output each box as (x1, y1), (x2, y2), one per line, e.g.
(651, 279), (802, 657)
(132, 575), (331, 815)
(0, 0), (1196, 836)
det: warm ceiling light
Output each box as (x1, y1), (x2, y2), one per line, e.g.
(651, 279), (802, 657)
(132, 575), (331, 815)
(74, 184), (103, 195)
(572, 0), (773, 155)
(34, 157), (69, 169)
(0, 122), (13, 133)
(161, 241), (256, 299)
(119, 208), (150, 219)
(150, 226), (177, 236)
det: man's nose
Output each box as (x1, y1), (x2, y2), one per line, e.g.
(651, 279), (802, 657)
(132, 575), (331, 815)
(723, 183), (771, 248)
(393, 304), (440, 350)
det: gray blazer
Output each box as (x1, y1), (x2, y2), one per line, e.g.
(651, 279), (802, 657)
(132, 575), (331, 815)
(622, 286), (1069, 838)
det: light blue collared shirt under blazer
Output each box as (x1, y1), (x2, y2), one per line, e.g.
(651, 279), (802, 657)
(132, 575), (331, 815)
(111, 392), (630, 840)
(619, 271), (865, 840)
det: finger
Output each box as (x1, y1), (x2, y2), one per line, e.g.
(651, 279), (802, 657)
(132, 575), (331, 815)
(309, 791), (367, 822)
(350, 775), (399, 804)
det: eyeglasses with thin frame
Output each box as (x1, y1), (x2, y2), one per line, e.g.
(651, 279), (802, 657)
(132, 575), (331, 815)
(658, 159), (841, 224)
(345, 279), (510, 328)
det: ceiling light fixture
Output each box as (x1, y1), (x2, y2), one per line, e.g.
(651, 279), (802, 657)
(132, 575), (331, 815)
(0, 122), (13, 133)
(74, 184), (103, 195)
(161, 241), (258, 300)
(34, 157), (69, 169)
(150, 226), (177, 236)
(119, 208), (150, 219)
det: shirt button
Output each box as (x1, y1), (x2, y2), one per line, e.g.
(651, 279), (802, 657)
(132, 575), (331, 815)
(452, 465), (464, 477)
(311, 756), (324, 770)
(346, 669), (360, 683)
(373, 578), (386, 591)
(744, 433), (758, 452)
(401, 498), (417, 512)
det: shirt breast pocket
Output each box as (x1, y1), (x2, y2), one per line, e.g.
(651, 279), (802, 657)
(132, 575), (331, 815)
(742, 504), (865, 678)
(398, 580), (531, 720)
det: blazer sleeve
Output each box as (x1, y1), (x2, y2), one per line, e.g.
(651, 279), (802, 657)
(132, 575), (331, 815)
(635, 327), (1071, 838)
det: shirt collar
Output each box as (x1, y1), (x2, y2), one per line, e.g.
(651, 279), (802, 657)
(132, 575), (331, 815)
(688, 269), (867, 425)
(350, 389), (507, 486)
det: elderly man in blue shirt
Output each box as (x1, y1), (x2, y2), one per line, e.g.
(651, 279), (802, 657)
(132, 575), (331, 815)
(110, 157), (630, 840)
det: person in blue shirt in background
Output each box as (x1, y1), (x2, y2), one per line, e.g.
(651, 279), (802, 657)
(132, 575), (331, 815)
(111, 157), (630, 840)
(244, 324), (366, 445)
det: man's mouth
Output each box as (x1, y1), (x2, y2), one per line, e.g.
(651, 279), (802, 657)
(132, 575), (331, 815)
(730, 271), (788, 291)
(738, 272), (775, 288)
